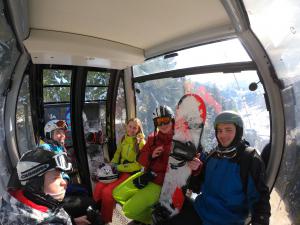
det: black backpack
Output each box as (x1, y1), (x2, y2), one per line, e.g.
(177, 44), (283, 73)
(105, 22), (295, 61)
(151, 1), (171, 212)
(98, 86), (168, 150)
(237, 147), (256, 194)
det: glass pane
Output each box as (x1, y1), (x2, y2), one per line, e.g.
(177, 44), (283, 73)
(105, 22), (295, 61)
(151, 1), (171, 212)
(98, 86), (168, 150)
(243, 2), (300, 224)
(85, 87), (108, 101)
(0, 0), (21, 195)
(136, 70), (270, 152)
(115, 78), (127, 144)
(83, 102), (106, 184)
(133, 39), (251, 77)
(43, 69), (71, 85)
(16, 75), (36, 155)
(44, 87), (70, 102)
(244, 0), (300, 81)
(86, 71), (110, 86)
(135, 77), (185, 135)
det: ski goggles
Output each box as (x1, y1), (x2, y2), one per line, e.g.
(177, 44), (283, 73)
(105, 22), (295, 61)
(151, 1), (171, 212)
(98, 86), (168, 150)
(56, 120), (68, 130)
(154, 117), (172, 126)
(19, 152), (72, 182)
(210, 147), (237, 159)
(52, 152), (72, 172)
(170, 140), (197, 162)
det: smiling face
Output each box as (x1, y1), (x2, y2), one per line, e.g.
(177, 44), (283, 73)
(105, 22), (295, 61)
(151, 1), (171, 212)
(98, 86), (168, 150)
(216, 123), (236, 148)
(52, 129), (66, 144)
(43, 170), (67, 201)
(126, 120), (139, 137)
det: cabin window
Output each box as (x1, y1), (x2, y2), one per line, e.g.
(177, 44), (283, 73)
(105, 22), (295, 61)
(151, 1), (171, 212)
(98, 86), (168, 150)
(133, 39), (251, 77)
(43, 69), (72, 103)
(135, 70), (269, 152)
(134, 39), (270, 152)
(83, 70), (110, 182)
(85, 71), (110, 101)
(83, 70), (109, 133)
(115, 76), (127, 144)
(42, 69), (73, 145)
(16, 74), (36, 155)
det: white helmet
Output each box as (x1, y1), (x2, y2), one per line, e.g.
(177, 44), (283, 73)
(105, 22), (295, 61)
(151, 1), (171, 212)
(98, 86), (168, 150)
(44, 120), (68, 139)
(96, 163), (119, 183)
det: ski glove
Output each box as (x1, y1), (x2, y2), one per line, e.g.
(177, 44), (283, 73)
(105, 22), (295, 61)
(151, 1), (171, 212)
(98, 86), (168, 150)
(152, 203), (171, 225)
(133, 171), (157, 189)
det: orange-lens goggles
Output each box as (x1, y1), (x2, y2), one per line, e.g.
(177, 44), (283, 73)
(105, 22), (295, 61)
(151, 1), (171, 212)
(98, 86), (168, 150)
(56, 120), (68, 129)
(155, 117), (172, 126)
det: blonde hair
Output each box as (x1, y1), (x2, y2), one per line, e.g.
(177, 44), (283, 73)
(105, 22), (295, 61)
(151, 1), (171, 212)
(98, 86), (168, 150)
(127, 118), (144, 137)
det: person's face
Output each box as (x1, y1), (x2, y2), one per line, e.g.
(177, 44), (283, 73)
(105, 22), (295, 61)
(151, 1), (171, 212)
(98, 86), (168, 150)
(43, 170), (67, 201)
(216, 123), (236, 148)
(52, 129), (66, 144)
(127, 121), (139, 137)
(158, 121), (173, 134)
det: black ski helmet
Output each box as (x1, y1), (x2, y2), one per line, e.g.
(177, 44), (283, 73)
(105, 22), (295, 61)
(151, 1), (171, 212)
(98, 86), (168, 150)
(16, 148), (72, 191)
(153, 105), (174, 126)
(214, 111), (244, 149)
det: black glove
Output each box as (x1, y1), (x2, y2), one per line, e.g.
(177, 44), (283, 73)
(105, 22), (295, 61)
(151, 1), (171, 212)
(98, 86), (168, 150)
(152, 203), (171, 225)
(133, 171), (157, 189)
(86, 206), (105, 225)
(251, 216), (269, 225)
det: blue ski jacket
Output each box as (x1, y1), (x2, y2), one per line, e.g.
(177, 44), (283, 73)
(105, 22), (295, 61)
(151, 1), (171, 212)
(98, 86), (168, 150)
(193, 145), (270, 225)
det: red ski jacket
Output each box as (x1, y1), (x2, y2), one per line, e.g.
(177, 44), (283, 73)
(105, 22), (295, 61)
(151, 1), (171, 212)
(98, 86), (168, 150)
(138, 130), (173, 185)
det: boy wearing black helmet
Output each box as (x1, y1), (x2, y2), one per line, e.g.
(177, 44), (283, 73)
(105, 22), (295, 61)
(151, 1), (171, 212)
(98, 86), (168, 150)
(166, 111), (271, 225)
(0, 149), (73, 224)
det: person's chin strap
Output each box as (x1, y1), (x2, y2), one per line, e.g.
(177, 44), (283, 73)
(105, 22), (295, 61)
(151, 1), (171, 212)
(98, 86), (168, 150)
(23, 188), (62, 210)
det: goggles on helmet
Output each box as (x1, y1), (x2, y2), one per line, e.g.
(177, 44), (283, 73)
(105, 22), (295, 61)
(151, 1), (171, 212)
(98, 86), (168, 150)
(19, 152), (72, 182)
(55, 120), (68, 130)
(208, 147), (237, 159)
(170, 140), (197, 162)
(52, 152), (72, 171)
(154, 117), (172, 126)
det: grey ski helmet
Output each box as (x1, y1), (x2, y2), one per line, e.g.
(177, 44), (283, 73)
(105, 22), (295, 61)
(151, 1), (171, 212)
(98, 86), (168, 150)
(214, 111), (243, 129)
(214, 111), (244, 148)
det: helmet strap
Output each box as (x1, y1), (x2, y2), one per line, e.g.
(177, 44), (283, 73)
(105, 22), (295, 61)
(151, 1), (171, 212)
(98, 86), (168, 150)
(24, 188), (62, 209)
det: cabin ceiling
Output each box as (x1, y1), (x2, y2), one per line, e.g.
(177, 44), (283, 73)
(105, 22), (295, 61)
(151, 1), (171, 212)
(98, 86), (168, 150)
(24, 0), (235, 69)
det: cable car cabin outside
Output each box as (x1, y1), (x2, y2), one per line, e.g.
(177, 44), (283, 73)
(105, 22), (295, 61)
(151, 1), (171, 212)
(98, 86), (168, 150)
(1, 0), (300, 224)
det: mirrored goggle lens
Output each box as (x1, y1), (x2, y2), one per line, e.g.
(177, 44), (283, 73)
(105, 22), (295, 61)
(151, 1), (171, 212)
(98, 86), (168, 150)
(155, 117), (172, 126)
(56, 120), (68, 129)
(53, 153), (72, 172)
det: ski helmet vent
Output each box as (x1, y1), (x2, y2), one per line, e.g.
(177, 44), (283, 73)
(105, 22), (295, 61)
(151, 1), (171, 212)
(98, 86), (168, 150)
(153, 105), (174, 119)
